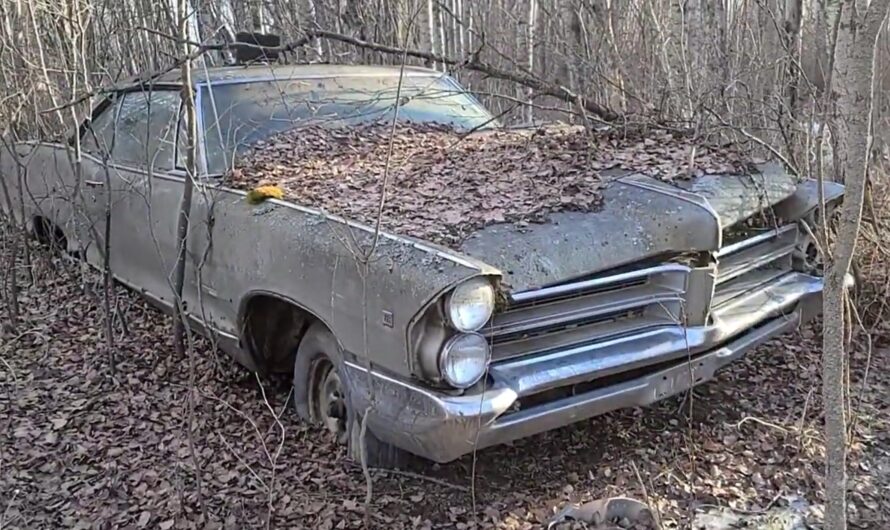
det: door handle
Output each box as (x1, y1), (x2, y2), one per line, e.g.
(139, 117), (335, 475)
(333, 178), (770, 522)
(84, 179), (105, 187)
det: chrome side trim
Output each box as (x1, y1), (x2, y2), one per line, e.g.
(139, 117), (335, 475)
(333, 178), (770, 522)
(108, 273), (248, 366)
(209, 189), (488, 272)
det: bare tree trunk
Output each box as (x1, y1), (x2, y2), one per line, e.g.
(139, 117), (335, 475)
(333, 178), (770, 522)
(171, 0), (206, 516)
(782, 0), (804, 164)
(455, 0), (465, 57)
(427, 0), (438, 69)
(526, 0), (537, 123)
(250, 0), (266, 32)
(101, 153), (116, 376)
(784, 0), (803, 115)
(823, 2), (890, 529)
(437, 0), (446, 64)
(0, 141), (21, 330)
(306, 0), (324, 58)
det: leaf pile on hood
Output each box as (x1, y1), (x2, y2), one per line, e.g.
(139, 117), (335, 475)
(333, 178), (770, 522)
(229, 122), (753, 247)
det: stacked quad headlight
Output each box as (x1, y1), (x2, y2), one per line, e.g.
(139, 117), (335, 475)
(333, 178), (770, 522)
(423, 277), (494, 389)
(444, 277), (495, 332)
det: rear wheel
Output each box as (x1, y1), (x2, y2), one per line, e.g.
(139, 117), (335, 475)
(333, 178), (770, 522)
(293, 322), (411, 469)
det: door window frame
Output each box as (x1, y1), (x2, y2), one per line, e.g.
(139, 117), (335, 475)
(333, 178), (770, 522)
(74, 84), (202, 180)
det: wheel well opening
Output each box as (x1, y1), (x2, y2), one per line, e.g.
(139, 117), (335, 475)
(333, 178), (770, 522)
(242, 295), (317, 373)
(33, 216), (67, 250)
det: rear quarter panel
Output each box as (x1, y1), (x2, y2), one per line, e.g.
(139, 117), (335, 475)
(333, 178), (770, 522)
(0, 142), (94, 256)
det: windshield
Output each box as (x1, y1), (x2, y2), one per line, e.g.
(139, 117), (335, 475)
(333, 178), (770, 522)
(201, 74), (496, 174)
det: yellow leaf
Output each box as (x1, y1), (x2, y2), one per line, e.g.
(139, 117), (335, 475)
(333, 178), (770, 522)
(246, 185), (284, 205)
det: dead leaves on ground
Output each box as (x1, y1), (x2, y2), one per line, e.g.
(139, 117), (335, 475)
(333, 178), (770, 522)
(1, 235), (888, 528)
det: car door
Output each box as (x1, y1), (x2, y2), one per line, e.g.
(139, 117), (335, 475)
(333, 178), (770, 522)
(77, 97), (120, 266)
(81, 88), (189, 309)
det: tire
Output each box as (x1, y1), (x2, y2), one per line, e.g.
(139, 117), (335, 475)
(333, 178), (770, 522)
(794, 207), (863, 299)
(293, 321), (411, 469)
(33, 217), (67, 253)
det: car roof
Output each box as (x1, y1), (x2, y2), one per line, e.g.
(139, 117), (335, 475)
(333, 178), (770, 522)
(135, 63), (444, 87)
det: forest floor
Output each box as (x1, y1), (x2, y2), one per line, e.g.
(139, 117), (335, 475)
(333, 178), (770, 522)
(1, 237), (889, 529)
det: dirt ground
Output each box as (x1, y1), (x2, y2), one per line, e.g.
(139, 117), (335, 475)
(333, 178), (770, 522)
(1, 247), (888, 529)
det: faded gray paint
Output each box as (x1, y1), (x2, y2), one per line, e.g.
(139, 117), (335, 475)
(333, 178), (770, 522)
(772, 178), (845, 220)
(1, 136), (843, 463)
(0, 66), (843, 462)
(1, 141), (830, 374)
(676, 162), (800, 227)
(456, 164), (800, 292)
(457, 177), (720, 291)
(0, 142), (493, 378)
(194, 186), (494, 374)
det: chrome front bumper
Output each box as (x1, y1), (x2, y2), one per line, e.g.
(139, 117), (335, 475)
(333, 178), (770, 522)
(345, 271), (824, 463)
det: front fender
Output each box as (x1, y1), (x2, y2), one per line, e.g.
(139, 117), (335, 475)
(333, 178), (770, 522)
(773, 179), (845, 221)
(209, 188), (499, 379)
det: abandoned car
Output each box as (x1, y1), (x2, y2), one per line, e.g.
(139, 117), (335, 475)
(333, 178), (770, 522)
(1, 64), (847, 466)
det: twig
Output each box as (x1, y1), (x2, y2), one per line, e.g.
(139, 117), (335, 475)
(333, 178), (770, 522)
(0, 488), (21, 529)
(366, 467), (469, 492)
(361, 33), (411, 263)
(797, 387), (815, 449)
(255, 373), (289, 530)
(631, 460), (663, 530)
(706, 108), (799, 176)
(42, 29), (623, 124)
(736, 416), (791, 434)
(294, 29), (621, 122)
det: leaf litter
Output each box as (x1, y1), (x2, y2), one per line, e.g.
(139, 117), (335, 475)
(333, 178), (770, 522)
(4, 162), (890, 529)
(2, 237), (888, 528)
(228, 122), (753, 247)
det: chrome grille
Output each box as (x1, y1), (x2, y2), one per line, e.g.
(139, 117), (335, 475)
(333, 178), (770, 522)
(714, 225), (797, 308)
(490, 224), (799, 363)
(488, 265), (687, 361)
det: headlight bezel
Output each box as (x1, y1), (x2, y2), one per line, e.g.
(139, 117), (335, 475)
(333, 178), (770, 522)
(443, 277), (495, 332)
(438, 332), (491, 389)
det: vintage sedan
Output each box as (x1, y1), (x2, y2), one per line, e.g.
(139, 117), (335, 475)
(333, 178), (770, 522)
(1, 64), (846, 466)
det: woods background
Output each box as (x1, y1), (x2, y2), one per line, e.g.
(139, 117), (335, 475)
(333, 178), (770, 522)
(1, 1), (889, 529)
(3, 0), (889, 163)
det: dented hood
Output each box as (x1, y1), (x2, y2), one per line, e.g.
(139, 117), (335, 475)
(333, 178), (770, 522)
(457, 163), (799, 292)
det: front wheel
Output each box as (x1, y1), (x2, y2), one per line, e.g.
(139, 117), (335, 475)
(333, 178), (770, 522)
(794, 206), (862, 299)
(293, 322), (411, 469)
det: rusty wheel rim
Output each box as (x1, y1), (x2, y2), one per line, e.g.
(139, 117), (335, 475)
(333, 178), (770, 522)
(310, 358), (348, 445)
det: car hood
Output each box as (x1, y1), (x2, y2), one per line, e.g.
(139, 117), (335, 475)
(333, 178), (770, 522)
(457, 163), (799, 292)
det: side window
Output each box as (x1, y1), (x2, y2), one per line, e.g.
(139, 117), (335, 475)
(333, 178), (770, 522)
(81, 90), (181, 171)
(114, 91), (181, 170)
(81, 97), (121, 158)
